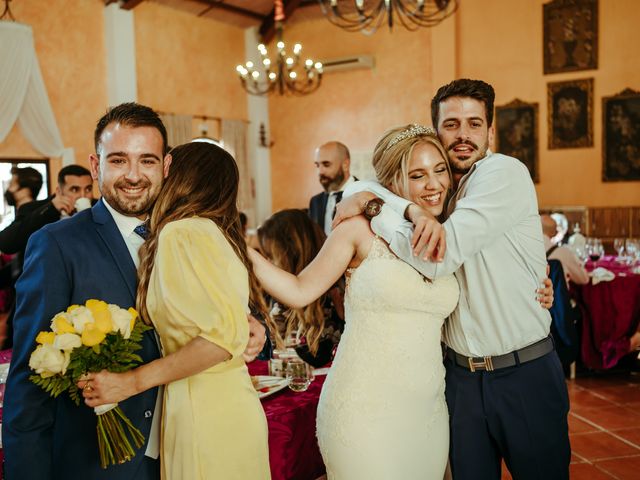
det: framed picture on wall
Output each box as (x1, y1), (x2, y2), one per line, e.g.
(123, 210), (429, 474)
(543, 0), (598, 74)
(495, 99), (539, 182)
(547, 78), (593, 149)
(602, 88), (640, 181)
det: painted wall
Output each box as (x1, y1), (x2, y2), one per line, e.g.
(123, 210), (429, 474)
(0, 0), (108, 187)
(268, 20), (436, 211)
(134, 1), (247, 129)
(269, 0), (640, 211)
(456, 0), (640, 207)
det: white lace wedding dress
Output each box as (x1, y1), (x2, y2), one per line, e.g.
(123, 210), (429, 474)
(316, 236), (459, 479)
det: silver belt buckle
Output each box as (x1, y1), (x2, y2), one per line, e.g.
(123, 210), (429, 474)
(468, 356), (494, 372)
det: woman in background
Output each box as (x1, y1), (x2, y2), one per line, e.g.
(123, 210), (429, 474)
(258, 209), (344, 367)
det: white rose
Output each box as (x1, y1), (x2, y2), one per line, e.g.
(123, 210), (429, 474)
(108, 304), (134, 339)
(68, 307), (94, 333)
(29, 344), (70, 377)
(53, 333), (82, 351)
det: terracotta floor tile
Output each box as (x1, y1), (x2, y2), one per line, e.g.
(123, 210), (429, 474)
(574, 406), (640, 431)
(615, 428), (640, 448)
(570, 431), (639, 461)
(588, 385), (640, 405)
(569, 413), (600, 434)
(594, 455), (640, 479)
(569, 462), (617, 480)
(570, 389), (618, 412)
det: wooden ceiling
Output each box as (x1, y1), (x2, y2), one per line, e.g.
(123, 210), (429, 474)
(109, 0), (324, 42)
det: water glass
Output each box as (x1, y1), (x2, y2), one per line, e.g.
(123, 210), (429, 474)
(285, 359), (313, 392)
(586, 238), (604, 266)
(614, 238), (625, 260)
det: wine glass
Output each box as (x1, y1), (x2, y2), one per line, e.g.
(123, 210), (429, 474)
(587, 238), (604, 267)
(614, 238), (625, 261)
(626, 239), (639, 265)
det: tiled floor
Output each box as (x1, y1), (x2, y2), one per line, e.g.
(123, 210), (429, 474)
(501, 371), (640, 479)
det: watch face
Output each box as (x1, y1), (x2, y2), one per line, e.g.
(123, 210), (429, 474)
(366, 200), (382, 218)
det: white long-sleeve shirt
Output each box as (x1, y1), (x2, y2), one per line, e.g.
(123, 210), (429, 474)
(344, 151), (551, 357)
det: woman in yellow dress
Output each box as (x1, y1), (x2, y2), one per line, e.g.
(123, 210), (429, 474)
(80, 142), (271, 479)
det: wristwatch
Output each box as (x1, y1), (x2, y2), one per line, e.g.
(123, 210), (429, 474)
(363, 198), (385, 220)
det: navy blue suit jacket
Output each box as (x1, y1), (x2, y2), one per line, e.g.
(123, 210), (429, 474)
(3, 200), (160, 480)
(308, 191), (329, 229)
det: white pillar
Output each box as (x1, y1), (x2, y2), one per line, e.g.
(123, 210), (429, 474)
(104, 3), (137, 106)
(244, 27), (272, 226)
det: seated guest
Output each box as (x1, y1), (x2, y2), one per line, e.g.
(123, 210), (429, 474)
(258, 209), (345, 367)
(0, 165), (94, 348)
(541, 214), (589, 286)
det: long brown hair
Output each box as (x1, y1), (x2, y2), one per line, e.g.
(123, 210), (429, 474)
(258, 209), (328, 354)
(137, 141), (271, 333)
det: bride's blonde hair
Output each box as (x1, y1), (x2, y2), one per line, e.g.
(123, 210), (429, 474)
(372, 124), (453, 201)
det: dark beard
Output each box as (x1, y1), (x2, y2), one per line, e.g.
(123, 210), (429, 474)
(320, 169), (346, 192)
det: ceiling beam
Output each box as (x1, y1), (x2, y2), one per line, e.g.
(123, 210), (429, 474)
(119, 0), (146, 10)
(260, 0), (311, 44)
(194, 1), (264, 21)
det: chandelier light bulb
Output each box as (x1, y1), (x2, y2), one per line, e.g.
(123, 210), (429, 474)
(263, 58), (271, 66)
(314, 62), (323, 70)
(305, 59), (313, 67)
(245, 61), (254, 69)
(293, 43), (302, 54)
(269, 72), (277, 80)
(277, 41), (285, 50)
(251, 71), (260, 79)
(286, 57), (294, 66)
(289, 71), (297, 79)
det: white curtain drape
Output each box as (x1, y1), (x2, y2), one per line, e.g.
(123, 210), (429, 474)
(0, 21), (74, 164)
(221, 119), (255, 225)
(159, 113), (192, 149)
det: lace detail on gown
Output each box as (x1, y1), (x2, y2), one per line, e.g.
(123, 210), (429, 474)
(317, 235), (459, 480)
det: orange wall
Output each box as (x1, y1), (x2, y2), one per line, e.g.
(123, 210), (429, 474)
(456, 0), (640, 207)
(269, 0), (640, 211)
(134, 2), (247, 125)
(0, 0), (108, 189)
(268, 20), (434, 211)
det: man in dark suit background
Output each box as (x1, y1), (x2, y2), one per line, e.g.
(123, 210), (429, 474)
(0, 165), (95, 349)
(308, 141), (357, 236)
(3, 103), (170, 479)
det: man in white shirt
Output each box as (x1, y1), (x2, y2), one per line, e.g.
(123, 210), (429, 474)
(338, 79), (570, 480)
(308, 141), (357, 235)
(541, 214), (589, 286)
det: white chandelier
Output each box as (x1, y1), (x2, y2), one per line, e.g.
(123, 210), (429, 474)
(236, 0), (323, 96)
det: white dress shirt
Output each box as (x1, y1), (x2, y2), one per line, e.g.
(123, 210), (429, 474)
(102, 199), (162, 459)
(344, 152), (551, 357)
(324, 175), (356, 235)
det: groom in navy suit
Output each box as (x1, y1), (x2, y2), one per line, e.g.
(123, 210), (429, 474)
(3, 103), (171, 479)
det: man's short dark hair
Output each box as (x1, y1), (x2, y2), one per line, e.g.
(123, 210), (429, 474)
(57, 165), (91, 187)
(11, 166), (43, 200)
(431, 79), (496, 127)
(94, 102), (168, 155)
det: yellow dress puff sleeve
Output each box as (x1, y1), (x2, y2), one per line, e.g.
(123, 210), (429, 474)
(147, 217), (250, 359)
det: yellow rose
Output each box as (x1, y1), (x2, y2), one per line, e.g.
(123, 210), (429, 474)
(81, 323), (106, 347)
(93, 309), (113, 334)
(66, 304), (81, 312)
(52, 314), (76, 334)
(128, 307), (139, 321)
(36, 331), (56, 345)
(86, 299), (108, 314)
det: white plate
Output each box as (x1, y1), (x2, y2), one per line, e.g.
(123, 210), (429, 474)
(253, 375), (289, 399)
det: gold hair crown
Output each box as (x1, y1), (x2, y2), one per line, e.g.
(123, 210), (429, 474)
(386, 124), (436, 151)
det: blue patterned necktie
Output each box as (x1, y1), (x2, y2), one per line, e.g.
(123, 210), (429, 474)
(133, 223), (149, 240)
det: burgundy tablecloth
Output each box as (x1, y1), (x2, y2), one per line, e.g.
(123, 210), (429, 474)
(572, 257), (640, 369)
(0, 353), (325, 480)
(248, 360), (326, 480)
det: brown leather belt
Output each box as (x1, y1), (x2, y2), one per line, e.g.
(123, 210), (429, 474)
(446, 336), (554, 372)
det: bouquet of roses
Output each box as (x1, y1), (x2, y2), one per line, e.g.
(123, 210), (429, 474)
(28, 299), (151, 469)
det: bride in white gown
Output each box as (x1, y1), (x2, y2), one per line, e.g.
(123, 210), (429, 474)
(250, 125), (457, 479)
